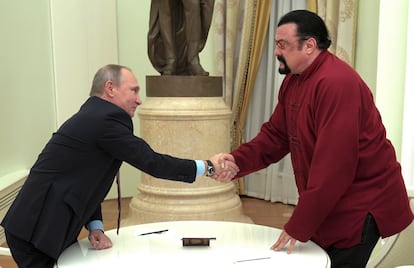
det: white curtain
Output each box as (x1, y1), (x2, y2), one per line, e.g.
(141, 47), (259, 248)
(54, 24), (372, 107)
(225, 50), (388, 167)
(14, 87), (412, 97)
(243, 0), (307, 205)
(401, 0), (414, 188)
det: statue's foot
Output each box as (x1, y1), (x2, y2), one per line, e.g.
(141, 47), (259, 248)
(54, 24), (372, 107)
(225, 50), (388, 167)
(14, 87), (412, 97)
(186, 63), (209, 76)
(162, 69), (175, 75)
(162, 60), (176, 75)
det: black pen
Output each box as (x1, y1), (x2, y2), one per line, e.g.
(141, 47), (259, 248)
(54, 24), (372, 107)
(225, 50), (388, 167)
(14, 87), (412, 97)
(137, 229), (168, 236)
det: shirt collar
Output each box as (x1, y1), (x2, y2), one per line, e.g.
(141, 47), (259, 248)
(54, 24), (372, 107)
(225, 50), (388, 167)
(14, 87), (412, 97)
(293, 50), (331, 82)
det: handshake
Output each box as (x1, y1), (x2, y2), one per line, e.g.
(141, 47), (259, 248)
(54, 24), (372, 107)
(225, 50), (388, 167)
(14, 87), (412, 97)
(204, 153), (239, 182)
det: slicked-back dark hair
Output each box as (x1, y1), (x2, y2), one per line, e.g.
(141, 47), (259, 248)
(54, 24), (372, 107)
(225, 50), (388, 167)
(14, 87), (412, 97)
(278, 10), (331, 50)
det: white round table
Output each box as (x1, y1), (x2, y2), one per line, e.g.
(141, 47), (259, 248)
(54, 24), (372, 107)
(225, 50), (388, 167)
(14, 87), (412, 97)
(57, 221), (331, 267)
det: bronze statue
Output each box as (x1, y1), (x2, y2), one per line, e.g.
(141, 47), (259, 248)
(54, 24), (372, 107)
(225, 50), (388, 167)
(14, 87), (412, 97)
(148, 0), (215, 76)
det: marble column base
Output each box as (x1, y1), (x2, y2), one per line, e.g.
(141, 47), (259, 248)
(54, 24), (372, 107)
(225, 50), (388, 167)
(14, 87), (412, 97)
(123, 76), (251, 225)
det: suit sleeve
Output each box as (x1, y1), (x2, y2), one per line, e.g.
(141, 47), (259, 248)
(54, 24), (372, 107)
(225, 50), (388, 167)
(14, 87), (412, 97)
(98, 110), (197, 183)
(85, 205), (103, 230)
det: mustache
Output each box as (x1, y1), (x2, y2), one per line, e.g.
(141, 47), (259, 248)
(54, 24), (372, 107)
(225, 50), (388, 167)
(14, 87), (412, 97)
(277, 55), (287, 64)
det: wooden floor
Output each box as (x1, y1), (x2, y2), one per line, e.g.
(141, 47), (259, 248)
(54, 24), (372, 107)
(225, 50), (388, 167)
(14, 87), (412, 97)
(0, 196), (294, 268)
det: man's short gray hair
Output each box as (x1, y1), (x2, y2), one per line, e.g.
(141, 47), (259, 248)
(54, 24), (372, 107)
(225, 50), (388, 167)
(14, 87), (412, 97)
(89, 64), (131, 96)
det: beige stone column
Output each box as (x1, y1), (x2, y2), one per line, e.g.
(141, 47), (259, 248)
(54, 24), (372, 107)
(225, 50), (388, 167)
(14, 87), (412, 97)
(123, 76), (251, 225)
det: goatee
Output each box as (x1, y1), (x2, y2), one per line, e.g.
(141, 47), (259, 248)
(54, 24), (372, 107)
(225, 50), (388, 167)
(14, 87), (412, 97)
(277, 55), (291, 74)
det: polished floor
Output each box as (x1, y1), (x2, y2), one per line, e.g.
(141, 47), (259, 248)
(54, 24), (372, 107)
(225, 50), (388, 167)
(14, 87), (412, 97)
(0, 196), (295, 268)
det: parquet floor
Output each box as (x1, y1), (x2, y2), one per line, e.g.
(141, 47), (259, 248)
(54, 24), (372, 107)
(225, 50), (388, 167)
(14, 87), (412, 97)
(0, 196), (294, 268)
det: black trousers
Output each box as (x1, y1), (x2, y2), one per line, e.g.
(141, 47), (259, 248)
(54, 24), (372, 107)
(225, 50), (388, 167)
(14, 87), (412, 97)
(5, 230), (56, 268)
(326, 214), (380, 268)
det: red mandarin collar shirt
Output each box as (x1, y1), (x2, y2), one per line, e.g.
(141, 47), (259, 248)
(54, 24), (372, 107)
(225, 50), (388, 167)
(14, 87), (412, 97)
(231, 51), (413, 249)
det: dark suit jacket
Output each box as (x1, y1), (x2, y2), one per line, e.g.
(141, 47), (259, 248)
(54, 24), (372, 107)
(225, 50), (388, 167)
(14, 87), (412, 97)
(1, 96), (197, 258)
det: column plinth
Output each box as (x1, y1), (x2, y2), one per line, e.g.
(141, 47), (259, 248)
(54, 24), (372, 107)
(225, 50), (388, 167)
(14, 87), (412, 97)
(123, 76), (251, 225)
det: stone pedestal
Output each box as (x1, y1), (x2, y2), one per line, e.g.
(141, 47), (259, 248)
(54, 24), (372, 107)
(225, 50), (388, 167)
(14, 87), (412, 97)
(123, 76), (251, 225)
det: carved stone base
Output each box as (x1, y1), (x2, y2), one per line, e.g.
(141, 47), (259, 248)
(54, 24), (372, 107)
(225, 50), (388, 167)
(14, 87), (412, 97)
(123, 76), (251, 225)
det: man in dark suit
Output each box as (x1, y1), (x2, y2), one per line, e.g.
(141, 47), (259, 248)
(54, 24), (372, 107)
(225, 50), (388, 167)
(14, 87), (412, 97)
(1, 64), (237, 267)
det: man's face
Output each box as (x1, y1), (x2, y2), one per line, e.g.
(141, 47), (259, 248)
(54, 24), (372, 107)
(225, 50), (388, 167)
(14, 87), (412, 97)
(274, 23), (307, 75)
(111, 69), (142, 117)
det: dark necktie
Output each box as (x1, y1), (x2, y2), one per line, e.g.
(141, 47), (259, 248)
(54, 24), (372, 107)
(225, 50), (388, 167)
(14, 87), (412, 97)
(116, 171), (121, 235)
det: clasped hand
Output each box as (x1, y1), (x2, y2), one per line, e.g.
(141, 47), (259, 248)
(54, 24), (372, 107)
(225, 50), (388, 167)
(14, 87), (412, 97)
(208, 153), (239, 182)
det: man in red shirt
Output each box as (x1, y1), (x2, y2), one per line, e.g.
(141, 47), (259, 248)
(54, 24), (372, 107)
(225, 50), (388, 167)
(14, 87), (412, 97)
(215, 10), (413, 267)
